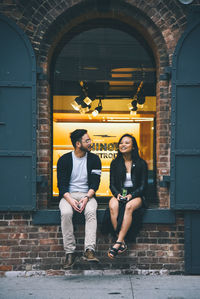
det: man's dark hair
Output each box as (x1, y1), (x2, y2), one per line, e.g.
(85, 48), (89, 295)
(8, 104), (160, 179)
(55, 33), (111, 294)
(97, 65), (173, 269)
(70, 129), (87, 148)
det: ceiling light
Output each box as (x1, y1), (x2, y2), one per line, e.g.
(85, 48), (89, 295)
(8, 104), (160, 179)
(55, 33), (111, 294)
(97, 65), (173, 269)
(79, 105), (91, 114)
(137, 95), (145, 109)
(128, 99), (137, 110)
(92, 100), (102, 117)
(71, 96), (83, 111)
(130, 106), (137, 115)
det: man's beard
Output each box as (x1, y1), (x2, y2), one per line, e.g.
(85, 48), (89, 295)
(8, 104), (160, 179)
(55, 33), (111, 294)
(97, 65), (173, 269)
(80, 144), (91, 153)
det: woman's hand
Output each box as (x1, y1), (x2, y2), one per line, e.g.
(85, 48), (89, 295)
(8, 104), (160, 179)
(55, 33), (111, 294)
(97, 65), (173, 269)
(117, 194), (122, 201)
(126, 194), (132, 201)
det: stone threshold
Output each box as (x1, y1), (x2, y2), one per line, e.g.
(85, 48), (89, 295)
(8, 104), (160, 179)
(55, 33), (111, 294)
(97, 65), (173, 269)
(0, 269), (179, 277)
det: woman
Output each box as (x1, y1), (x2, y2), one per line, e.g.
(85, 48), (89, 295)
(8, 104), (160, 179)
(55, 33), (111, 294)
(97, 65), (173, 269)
(107, 133), (148, 259)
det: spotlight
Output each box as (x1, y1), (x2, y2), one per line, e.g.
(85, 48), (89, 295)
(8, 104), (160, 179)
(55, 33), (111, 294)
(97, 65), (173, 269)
(128, 98), (137, 110)
(137, 95), (145, 109)
(79, 101), (91, 114)
(71, 96), (84, 111)
(79, 104), (91, 114)
(92, 100), (102, 117)
(130, 106), (137, 115)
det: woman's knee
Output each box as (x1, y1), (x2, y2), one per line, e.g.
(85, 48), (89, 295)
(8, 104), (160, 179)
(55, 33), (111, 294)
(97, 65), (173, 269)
(109, 197), (119, 211)
(125, 197), (142, 213)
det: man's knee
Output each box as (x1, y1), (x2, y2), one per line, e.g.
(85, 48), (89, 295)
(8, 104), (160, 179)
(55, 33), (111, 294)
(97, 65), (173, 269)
(85, 200), (97, 216)
(61, 209), (73, 219)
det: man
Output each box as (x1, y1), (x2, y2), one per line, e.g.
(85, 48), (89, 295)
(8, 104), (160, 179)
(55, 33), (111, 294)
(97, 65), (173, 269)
(57, 129), (101, 269)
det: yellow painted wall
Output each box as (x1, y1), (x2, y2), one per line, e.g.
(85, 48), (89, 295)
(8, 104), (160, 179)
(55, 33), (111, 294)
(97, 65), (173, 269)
(53, 121), (140, 196)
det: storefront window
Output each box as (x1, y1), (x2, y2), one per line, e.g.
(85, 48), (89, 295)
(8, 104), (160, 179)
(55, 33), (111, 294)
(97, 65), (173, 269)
(52, 27), (156, 203)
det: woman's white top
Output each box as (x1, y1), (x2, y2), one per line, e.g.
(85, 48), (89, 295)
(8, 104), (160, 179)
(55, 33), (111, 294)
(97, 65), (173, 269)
(123, 172), (133, 188)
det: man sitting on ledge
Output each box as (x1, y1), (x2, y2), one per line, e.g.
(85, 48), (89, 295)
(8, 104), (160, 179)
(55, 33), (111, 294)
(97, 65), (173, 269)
(57, 129), (102, 269)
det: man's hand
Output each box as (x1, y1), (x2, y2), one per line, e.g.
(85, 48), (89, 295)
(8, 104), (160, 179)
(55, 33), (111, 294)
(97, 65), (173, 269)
(69, 198), (81, 213)
(63, 193), (81, 213)
(78, 196), (89, 213)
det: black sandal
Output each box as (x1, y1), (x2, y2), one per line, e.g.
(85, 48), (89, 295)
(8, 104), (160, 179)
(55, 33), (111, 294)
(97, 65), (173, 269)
(118, 242), (127, 254)
(108, 241), (123, 259)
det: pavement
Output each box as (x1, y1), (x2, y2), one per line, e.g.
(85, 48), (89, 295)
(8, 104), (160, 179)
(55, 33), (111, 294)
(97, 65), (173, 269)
(0, 273), (200, 299)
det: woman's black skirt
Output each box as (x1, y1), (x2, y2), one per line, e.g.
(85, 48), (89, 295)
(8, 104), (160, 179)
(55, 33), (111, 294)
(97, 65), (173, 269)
(101, 201), (145, 242)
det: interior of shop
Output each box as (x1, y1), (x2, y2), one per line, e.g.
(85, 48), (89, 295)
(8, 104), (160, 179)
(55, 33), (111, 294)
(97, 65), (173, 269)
(52, 27), (157, 205)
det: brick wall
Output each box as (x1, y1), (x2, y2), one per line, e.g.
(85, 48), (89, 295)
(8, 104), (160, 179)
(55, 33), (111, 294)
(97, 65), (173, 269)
(0, 0), (198, 273)
(0, 0), (191, 208)
(0, 212), (184, 274)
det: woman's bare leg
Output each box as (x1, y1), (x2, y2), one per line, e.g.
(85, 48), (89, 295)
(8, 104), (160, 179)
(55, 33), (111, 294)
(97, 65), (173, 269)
(112, 197), (142, 250)
(109, 197), (119, 231)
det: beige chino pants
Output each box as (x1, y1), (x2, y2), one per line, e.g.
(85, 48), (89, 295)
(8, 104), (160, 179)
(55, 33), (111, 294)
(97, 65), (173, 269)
(59, 192), (97, 254)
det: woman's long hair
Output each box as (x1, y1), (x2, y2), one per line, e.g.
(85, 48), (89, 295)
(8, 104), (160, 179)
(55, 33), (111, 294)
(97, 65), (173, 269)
(116, 133), (140, 162)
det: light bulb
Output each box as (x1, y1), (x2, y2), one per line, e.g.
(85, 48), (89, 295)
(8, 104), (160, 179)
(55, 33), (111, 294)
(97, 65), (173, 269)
(130, 110), (137, 115)
(92, 109), (99, 117)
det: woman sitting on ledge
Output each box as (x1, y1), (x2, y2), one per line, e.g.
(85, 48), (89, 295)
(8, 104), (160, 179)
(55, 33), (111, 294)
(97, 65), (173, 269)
(107, 133), (148, 259)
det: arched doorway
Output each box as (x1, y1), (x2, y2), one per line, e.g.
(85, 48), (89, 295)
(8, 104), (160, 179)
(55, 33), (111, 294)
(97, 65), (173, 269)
(51, 19), (157, 206)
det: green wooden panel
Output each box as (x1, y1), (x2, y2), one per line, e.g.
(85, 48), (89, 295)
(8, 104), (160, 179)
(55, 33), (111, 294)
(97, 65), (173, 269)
(177, 23), (200, 81)
(0, 18), (32, 81)
(175, 156), (200, 209)
(176, 86), (200, 150)
(185, 212), (200, 274)
(0, 88), (32, 150)
(0, 156), (35, 210)
(171, 20), (200, 210)
(0, 15), (36, 211)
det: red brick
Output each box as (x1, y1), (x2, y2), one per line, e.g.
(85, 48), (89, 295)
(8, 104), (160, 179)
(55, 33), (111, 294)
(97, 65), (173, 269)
(50, 245), (63, 251)
(40, 239), (58, 245)
(9, 221), (28, 226)
(0, 234), (8, 239)
(0, 246), (10, 252)
(0, 252), (10, 258)
(9, 233), (28, 239)
(0, 265), (12, 271)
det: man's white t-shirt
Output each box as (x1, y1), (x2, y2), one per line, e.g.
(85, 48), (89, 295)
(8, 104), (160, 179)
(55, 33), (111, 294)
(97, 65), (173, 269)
(69, 151), (88, 193)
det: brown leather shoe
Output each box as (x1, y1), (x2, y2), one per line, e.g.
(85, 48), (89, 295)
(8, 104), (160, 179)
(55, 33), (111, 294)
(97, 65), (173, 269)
(63, 253), (76, 269)
(83, 249), (99, 262)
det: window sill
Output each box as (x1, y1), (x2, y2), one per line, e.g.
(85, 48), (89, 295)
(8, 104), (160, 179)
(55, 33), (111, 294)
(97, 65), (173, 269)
(32, 208), (175, 225)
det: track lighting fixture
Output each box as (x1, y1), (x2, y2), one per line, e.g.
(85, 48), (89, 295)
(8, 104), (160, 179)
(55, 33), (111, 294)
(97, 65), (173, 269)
(137, 88), (145, 108)
(128, 98), (137, 110)
(71, 96), (84, 111)
(92, 99), (102, 117)
(79, 104), (91, 114)
(71, 95), (91, 113)
(137, 95), (145, 108)
(130, 106), (137, 115)
(71, 81), (96, 112)
(83, 96), (92, 105)
(128, 83), (146, 112)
